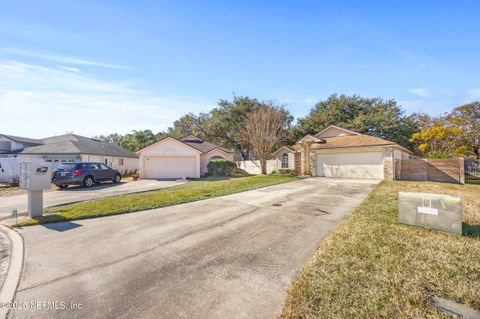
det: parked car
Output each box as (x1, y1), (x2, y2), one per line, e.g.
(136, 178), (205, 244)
(0, 157), (45, 184)
(52, 162), (122, 188)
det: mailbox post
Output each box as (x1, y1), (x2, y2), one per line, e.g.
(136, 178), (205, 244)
(19, 162), (52, 218)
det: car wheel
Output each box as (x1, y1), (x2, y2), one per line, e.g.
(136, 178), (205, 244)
(113, 174), (121, 184)
(83, 176), (94, 188)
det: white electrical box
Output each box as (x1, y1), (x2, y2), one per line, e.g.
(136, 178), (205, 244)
(19, 162), (52, 190)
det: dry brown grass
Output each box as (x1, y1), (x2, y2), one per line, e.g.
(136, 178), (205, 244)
(281, 180), (480, 319)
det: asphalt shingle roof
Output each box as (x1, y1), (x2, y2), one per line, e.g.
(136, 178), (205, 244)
(0, 134), (43, 145)
(19, 134), (137, 158)
(180, 135), (234, 154)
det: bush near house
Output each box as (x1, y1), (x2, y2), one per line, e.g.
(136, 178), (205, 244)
(207, 159), (236, 177)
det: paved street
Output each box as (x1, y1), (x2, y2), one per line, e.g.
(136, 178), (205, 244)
(0, 180), (181, 217)
(10, 178), (379, 319)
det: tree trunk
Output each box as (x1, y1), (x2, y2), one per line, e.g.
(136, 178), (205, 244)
(260, 158), (267, 175)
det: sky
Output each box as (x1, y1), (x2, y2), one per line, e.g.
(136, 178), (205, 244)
(1, 0), (479, 137)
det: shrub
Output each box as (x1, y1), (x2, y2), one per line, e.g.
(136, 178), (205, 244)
(428, 151), (452, 159)
(207, 159), (236, 177)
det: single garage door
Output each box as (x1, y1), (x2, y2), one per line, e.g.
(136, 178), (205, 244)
(316, 151), (384, 179)
(144, 156), (198, 179)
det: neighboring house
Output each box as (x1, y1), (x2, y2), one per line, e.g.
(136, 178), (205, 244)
(137, 135), (235, 179)
(0, 133), (138, 173)
(270, 125), (411, 179)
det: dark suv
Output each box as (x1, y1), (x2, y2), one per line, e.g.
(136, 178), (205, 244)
(52, 162), (122, 188)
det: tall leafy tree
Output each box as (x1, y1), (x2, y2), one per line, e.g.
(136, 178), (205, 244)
(409, 114), (464, 157)
(167, 96), (263, 159)
(120, 130), (165, 152)
(294, 94), (418, 149)
(240, 104), (293, 174)
(93, 133), (124, 144)
(448, 102), (480, 158)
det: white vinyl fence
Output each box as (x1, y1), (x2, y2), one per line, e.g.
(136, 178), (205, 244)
(236, 159), (282, 175)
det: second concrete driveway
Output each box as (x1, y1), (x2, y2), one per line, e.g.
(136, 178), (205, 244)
(10, 178), (379, 319)
(0, 180), (181, 217)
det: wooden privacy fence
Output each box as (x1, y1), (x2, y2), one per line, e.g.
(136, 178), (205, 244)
(395, 158), (465, 184)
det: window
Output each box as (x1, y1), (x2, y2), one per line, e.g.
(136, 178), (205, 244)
(209, 156), (224, 161)
(281, 153), (289, 168)
(118, 158), (124, 166)
(89, 164), (100, 170)
(100, 164), (110, 170)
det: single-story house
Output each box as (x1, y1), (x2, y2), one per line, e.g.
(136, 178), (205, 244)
(0, 133), (138, 173)
(137, 135), (235, 179)
(272, 125), (411, 179)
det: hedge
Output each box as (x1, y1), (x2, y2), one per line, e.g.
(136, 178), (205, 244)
(207, 159), (236, 177)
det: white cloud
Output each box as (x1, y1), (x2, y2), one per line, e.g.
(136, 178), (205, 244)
(1, 48), (125, 69)
(0, 61), (214, 137)
(408, 88), (432, 98)
(59, 66), (81, 73)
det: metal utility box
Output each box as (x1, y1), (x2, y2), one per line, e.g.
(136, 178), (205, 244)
(398, 192), (462, 234)
(20, 162), (52, 190)
(19, 162), (52, 218)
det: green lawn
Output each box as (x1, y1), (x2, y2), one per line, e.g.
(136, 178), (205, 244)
(281, 180), (480, 319)
(16, 175), (299, 226)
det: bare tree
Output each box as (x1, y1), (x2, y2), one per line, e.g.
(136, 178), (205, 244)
(240, 104), (293, 174)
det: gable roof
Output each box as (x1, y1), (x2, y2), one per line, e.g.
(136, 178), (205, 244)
(279, 125), (411, 154)
(19, 134), (137, 158)
(314, 125), (360, 138)
(273, 145), (300, 155)
(136, 135), (203, 154)
(309, 134), (398, 151)
(180, 135), (234, 154)
(0, 134), (43, 145)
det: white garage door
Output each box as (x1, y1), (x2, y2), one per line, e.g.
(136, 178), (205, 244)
(316, 152), (384, 179)
(144, 156), (197, 179)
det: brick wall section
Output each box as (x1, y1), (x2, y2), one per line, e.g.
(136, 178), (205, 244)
(294, 153), (301, 175)
(383, 147), (394, 180)
(394, 158), (465, 184)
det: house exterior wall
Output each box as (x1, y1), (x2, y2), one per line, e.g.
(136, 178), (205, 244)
(0, 136), (23, 152)
(81, 154), (138, 174)
(200, 149), (234, 176)
(137, 137), (202, 179)
(316, 127), (351, 138)
(272, 151), (295, 170)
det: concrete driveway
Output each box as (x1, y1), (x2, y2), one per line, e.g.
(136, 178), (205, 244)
(0, 180), (180, 217)
(9, 178), (379, 319)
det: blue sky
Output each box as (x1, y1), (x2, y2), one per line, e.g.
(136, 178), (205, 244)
(1, 0), (479, 137)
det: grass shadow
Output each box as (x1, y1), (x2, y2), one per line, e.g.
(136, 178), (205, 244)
(465, 179), (480, 185)
(462, 222), (480, 237)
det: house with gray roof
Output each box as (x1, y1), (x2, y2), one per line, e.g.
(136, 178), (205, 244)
(0, 133), (138, 173)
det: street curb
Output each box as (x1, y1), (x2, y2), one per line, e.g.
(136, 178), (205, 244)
(0, 225), (23, 319)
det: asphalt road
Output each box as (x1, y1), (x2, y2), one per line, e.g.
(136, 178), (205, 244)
(9, 178), (379, 319)
(0, 180), (181, 217)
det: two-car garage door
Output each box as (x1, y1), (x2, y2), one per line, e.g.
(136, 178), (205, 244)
(316, 151), (384, 179)
(144, 156), (198, 179)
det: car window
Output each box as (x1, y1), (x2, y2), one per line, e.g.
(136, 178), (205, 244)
(57, 164), (77, 170)
(100, 164), (110, 170)
(89, 164), (100, 170)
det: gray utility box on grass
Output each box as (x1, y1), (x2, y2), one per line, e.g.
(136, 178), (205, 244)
(398, 192), (462, 235)
(19, 162), (52, 218)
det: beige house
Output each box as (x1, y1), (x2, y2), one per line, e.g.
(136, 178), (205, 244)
(0, 133), (138, 174)
(273, 125), (411, 179)
(137, 135), (235, 179)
